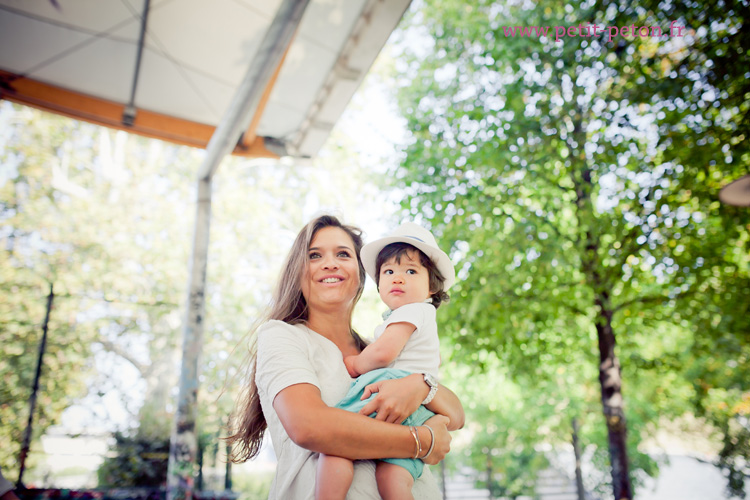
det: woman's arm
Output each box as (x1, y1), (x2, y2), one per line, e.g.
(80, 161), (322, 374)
(357, 373), (465, 431)
(426, 382), (465, 431)
(273, 382), (451, 464)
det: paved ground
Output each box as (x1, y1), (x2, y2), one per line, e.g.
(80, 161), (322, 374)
(638, 454), (749, 500)
(439, 454), (749, 500)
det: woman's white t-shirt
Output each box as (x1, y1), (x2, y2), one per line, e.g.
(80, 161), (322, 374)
(255, 320), (442, 500)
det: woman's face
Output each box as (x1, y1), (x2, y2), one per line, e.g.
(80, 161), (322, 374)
(301, 226), (361, 313)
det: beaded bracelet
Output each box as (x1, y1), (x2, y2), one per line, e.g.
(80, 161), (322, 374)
(409, 426), (422, 459)
(419, 425), (435, 460)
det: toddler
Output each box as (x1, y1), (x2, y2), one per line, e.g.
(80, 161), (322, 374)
(315, 222), (455, 500)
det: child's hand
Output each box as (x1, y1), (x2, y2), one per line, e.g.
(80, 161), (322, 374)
(343, 355), (359, 378)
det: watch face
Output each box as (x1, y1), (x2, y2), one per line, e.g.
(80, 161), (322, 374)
(424, 373), (438, 388)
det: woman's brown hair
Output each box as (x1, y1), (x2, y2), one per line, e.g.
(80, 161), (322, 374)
(225, 214), (367, 462)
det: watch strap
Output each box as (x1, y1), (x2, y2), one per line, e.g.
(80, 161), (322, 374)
(421, 373), (438, 405)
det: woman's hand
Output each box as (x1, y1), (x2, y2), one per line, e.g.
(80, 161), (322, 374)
(420, 414), (451, 465)
(358, 373), (427, 424)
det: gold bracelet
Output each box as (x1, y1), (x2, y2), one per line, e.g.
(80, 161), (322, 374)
(409, 426), (421, 459)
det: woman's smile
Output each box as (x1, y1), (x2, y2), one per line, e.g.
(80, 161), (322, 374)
(320, 275), (344, 283)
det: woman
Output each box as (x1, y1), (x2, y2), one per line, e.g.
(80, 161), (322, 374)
(227, 215), (464, 499)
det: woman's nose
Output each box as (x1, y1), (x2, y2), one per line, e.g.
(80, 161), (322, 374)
(321, 254), (338, 269)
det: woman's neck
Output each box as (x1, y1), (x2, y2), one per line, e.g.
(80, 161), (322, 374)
(306, 309), (358, 354)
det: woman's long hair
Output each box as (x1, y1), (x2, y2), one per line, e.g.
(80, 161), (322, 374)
(226, 215), (367, 462)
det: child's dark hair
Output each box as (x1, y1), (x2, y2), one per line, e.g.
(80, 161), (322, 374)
(375, 242), (450, 308)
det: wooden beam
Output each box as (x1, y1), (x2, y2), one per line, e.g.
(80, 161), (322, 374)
(0, 70), (278, 158)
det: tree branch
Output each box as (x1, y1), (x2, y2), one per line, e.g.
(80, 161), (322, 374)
(97, 338), (147, 376)
(613, 293), (671, 313)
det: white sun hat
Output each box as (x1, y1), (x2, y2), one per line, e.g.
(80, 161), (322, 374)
(361, 222), (456, 290)
(719, 174), (750, 206)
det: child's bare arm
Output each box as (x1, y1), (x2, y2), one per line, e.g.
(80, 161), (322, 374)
(345, 322), (415, 376)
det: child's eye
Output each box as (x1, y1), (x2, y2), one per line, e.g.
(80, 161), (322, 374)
(383, 269), (393, 275)
(407, 269), (417, 274)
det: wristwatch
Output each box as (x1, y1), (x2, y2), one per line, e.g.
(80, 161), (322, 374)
(422, 373), (439, 405)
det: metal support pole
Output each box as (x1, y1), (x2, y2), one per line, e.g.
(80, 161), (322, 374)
(196, 0), (311, 181)
(440, 459), (446, 499)
(17, 282), (54, 488)
(572, 418), (586, 500)
(196, 437), (204, 491)
(166, 2), (310, 498)
(122, 0), (151, 126)
(225, 421), (232, 491)
(167, 178), (212, 500)
(486, 452), (493, 500)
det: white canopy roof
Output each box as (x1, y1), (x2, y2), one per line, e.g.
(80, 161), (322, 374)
(0, 0), (411, 158)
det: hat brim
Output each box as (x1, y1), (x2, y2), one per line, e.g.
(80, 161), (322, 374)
(719, 174), (750, 206)
(361, 236), (456, 291)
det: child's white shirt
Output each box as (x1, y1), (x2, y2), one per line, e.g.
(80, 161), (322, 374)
(373, 302), (440, 378)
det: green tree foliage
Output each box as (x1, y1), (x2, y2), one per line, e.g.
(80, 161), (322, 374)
(97, 431), (170, 487)
(389, 0), (749, 496)
(1, 91), (397, 485)
(1, 103), (111, 475)
(597, 0), (750, 494)
(1, 101), (199, 479)
(444, 361), (552, 498)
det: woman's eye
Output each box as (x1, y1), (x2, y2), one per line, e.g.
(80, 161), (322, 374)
(309, 252), (321, 259)
(337, 251), (351, 258)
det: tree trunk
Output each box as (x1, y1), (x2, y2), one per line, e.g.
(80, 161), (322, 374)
(595, 296), (632, 500)
(574, 159), (633, 499)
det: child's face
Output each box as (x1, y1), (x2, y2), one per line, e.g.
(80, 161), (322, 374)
(378, 249), (433, 310)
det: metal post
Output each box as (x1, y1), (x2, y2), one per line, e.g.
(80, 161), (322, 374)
(486, 452), (493, 500)
(196, 437), (204, 491)
(165, 2), (311, 498)
(440, 459), (446, 499)
(572, 418), (585, 500)
(167, 178), (212, 500)
(196, 0), (311, 181)
(122, 0), (150, 126)
(224, 432), (232, 491)
(17, 282), (54, 487)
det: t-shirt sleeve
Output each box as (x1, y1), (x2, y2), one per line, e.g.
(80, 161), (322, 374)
(255, 321), (321, 404)
(382, 302), (435, 332)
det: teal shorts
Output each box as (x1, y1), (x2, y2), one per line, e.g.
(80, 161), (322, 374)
(335, 367), (435, 480)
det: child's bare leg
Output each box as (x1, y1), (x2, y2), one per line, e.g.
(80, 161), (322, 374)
(316, 453), (354, 500)
(376, 461), (414, 500)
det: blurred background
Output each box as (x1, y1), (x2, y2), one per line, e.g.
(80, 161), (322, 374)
(1, 0), (749, 499)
